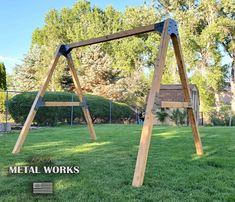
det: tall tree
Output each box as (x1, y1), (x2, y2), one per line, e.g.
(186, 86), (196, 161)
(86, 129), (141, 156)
(0, 63), (7, 113)
(13, 0), (233, 115)
(0, 63), (7, 90)
(12, 45), (45, 91)
(152, 0), (234, 117)
(30, 1), (161, 106)
(75, 45), (149, 106)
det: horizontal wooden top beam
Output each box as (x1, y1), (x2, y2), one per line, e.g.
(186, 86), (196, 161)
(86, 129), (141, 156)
(67, 22), (163, 50)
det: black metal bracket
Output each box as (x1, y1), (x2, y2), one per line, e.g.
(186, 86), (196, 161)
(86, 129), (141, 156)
(168, 19), (179, 37)
(154, 19), (179, 37)
(34, 96), (45, 110)
(59, 44), (71, 56)
(154, 21), (164, 34)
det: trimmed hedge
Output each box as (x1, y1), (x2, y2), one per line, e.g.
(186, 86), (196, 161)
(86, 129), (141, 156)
(8, 92), (135, 126)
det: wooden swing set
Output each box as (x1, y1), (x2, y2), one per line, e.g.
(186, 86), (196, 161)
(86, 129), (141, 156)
(12, 19), (203, 187)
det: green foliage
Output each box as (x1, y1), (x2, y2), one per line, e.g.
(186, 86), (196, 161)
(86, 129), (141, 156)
(0, 63), (7, 90)
(75, 45), (149, 106)
(153, 0), (234, 118)
(156, 108), (169, 124)
(28, 1), (161, 106)
(0, 92), (6, 114)
(8, 92), (135, 126)
(209, 105), (235, 126)
(12, 0), (234, 115)
(170, 109), (187, 125)
(11, 45), (44, 91)
(0, 63), (7, 113)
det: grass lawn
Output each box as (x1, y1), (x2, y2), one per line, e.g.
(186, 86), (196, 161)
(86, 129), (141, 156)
(0, 125), (234, 201)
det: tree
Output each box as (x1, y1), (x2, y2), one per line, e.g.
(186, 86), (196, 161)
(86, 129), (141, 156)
(76, 45), (149, 106)
(0, 63), (7, 113)
(12, 45), (45, 91)
(0, 63), (7, 90)
(29, 1), (163, 106)
(12, 0), (233, 115)
(151, 0), (234, 119)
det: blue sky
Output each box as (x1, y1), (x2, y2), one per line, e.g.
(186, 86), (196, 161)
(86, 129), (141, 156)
(0, 0), (144, 73)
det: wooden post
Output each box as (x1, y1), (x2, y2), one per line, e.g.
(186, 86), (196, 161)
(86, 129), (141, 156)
(171, 34), (203, 155)
(132, 20), (170, 187)
(12, 46), (61, 154)
(66, 53), (96, 140)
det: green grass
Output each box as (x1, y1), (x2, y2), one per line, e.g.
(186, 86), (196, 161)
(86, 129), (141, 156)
(0, 125), (234, 202)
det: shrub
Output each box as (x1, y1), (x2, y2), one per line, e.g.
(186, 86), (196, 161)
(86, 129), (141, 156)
(170, 109), (187, 125)
(209, 105), (235, 126)
(8, 92), (135, 126)
(156, 108), (169, 124)
(210, 114), (235, 126)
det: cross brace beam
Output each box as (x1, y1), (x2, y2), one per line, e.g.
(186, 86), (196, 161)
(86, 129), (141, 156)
(159, 101), (192, 108)
(34, 96), (87, 109)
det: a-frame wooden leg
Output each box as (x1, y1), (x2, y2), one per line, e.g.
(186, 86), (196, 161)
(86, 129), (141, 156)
(171, 34), (203, 156)
(66, 53), (96, 140)
(132, 20), (170, 187)
(12, 47), (61, 154)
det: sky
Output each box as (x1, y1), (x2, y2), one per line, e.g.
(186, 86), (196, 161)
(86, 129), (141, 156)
(0, 0), (144, 73)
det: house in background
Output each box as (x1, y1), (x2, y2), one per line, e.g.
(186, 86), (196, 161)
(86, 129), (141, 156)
(153, 84), (200, 125)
